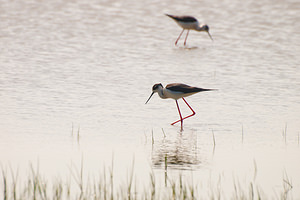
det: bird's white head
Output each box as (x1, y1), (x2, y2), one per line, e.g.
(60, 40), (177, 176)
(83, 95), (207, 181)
(198, 24), (213, 41)
(152, 83), (163, 92)
(145, 83), (163, 104)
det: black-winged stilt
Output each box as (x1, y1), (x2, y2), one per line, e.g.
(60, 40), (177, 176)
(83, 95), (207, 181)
(145, 83), (216, 130)
(165, 14), (213, 45)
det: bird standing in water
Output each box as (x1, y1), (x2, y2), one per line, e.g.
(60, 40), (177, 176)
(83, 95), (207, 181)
(165, 14), (213, 45)
(145, 83), (216, 130)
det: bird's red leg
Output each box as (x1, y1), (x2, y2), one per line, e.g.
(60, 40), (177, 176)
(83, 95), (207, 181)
(171, 98), (196, 125)
(171, 100), (183, 130)
(175, 29), (185, 45)
(184, 30), (190, 46)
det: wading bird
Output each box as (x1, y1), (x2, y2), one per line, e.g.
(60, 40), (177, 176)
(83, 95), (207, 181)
(165, 14), (213, 45)
(145, 83), (216, 130)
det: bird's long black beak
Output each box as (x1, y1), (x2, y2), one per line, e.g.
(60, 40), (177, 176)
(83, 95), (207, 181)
(145, 92), (154, 104)
(207, 31), (213, 41)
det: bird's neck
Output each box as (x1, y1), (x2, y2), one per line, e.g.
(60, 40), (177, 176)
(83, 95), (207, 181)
(157, 88), (167, 99)
(196, 25), (205, 31)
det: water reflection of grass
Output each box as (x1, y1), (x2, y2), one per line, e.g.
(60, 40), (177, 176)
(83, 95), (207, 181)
(1, 162), (293, 200)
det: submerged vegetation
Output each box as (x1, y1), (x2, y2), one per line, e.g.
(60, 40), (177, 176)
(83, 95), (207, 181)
(1, 161), (294, 200)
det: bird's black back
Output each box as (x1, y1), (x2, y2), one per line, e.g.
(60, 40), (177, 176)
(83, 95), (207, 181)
(166, 83), (214, 93)
(165, 14), (198, 23)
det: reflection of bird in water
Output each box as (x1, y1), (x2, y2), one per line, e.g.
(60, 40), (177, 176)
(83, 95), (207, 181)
(146, 83), (216, 130)
(165, 14), (213, 45)
(152, 132), (200, 170)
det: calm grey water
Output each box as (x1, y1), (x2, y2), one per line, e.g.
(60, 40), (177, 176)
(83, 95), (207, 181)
(0, 0), (299, 198)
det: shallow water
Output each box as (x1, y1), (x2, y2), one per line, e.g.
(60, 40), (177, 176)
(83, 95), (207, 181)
(0, 0), (299, 198)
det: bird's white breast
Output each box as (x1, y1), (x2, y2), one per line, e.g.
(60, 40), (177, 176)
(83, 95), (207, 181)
(161, 88), (194, 100)
(176, 21), (199, 30)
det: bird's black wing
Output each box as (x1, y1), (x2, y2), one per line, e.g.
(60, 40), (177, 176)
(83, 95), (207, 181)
(166, 83), (210, 93)
(165, 14), (198, 23)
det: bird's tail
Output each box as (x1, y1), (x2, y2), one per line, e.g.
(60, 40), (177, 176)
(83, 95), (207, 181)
(165, 13), (175, 19)
(198, 88), (218, 92)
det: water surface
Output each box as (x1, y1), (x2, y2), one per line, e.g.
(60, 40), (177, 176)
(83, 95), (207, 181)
(0, 0), (299, 198)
